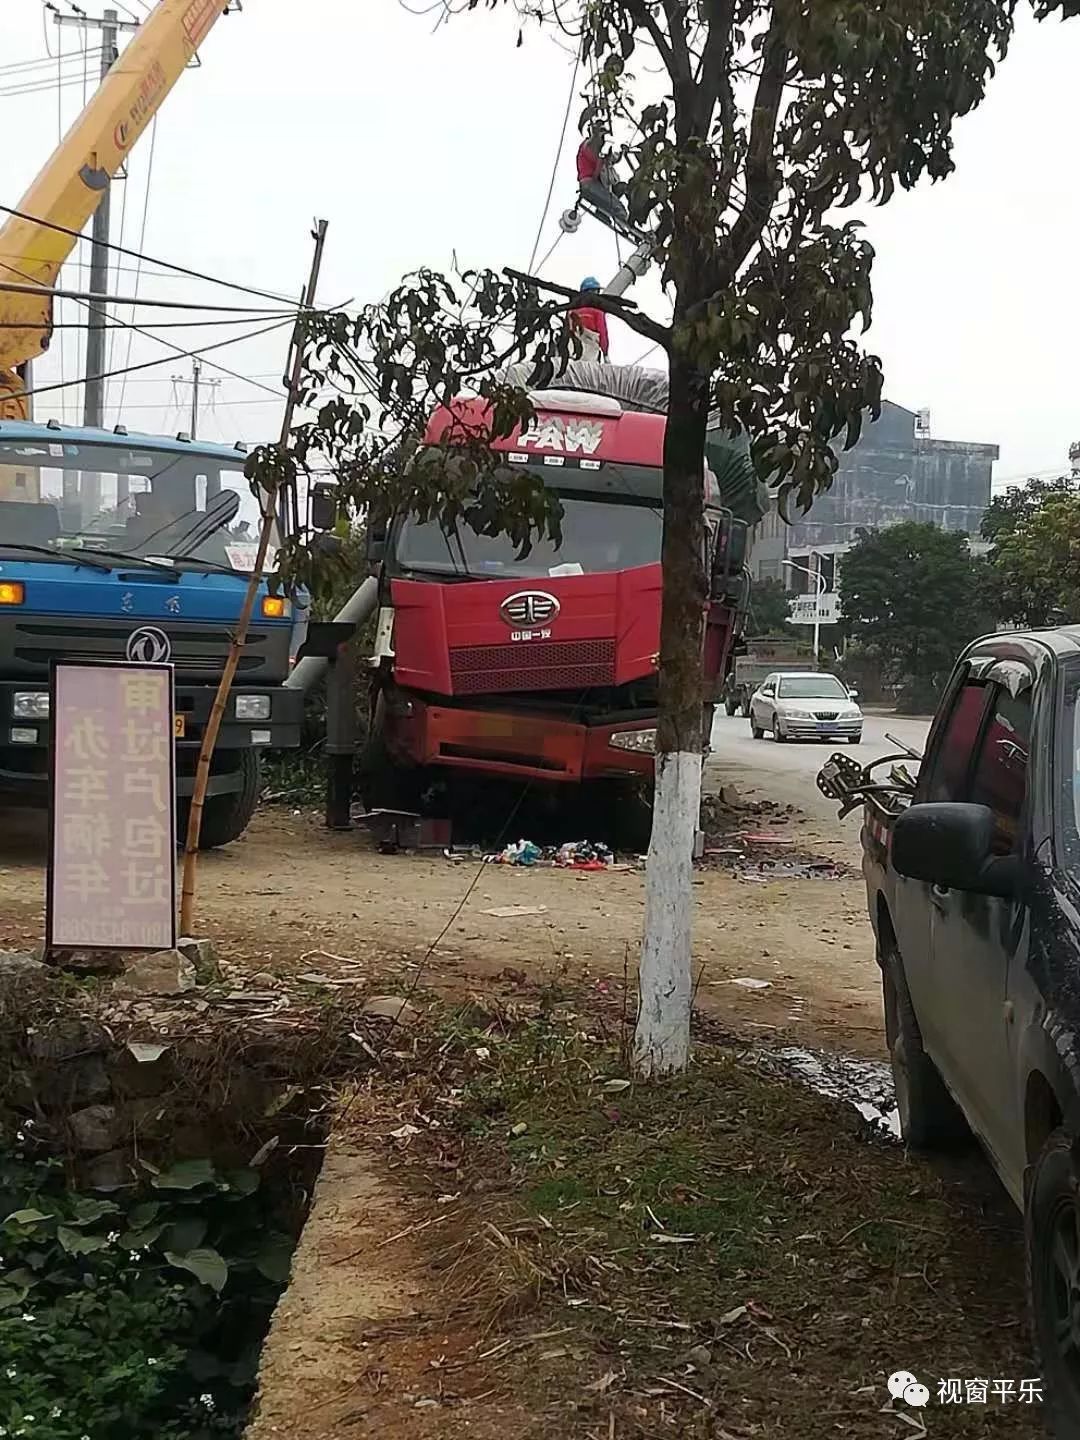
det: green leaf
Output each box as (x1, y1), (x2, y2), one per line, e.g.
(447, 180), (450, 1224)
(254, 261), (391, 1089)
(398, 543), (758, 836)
(4, 1208), (51, 1227)
(223, 1167), (260, 1197)
(57, 1224), (111, 1256)
(165, 1246), (229, 1293)
(255, 1238), (294, 1285)
(118, 1223), (167, 1250)
(126, 1201), (161, 1228)
(167, 1216), (208, 1254)
(151, 1159), (217, 1191)
(0, 1284), (24, 1310)
(68, 1197), (121, 1226)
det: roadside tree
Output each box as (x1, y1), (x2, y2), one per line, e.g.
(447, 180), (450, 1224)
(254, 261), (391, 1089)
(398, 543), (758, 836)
(982, 476), (1080, 626)
(259, 0), (1078, 1076)
(839, 522), (986, 711)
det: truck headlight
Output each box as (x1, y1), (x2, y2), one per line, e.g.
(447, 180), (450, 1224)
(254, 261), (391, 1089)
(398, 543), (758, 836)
(13, 692), (49, 719)
(235, 694), (271, 721)
(609, 728), (656, 753)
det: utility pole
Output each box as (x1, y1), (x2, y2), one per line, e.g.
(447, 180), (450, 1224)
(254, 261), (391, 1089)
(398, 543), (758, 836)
(53, 5), (138, 509)
(171, 358), (220, 439)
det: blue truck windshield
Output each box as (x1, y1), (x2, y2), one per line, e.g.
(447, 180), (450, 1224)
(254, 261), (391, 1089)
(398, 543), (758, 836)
(0, 437), (276, 573)
(397, 494), (663, 579)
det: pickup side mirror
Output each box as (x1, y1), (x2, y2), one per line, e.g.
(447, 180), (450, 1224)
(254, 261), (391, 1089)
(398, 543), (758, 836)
(892, 803), (1017, 899)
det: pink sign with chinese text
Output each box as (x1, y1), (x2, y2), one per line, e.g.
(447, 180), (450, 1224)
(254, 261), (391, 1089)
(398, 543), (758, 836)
(49, 663), (176, 951)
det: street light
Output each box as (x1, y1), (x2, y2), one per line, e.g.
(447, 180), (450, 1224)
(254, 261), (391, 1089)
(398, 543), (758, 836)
(783, 557), (827, 665)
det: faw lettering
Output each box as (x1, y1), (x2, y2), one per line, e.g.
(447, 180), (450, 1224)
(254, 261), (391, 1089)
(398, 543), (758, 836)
(510, 628), (552, 643)
(519, 416), (604, 455)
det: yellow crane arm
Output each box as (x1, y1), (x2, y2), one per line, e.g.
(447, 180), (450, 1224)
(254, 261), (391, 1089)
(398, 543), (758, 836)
(0, 0), (232, 418)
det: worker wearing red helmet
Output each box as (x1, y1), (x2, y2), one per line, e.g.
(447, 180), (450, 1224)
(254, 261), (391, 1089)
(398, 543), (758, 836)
(569, 277), (609, 361)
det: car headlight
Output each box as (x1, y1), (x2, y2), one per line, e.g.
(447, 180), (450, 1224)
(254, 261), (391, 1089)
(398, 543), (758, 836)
(235, 694), (271, 721)
(13, 692), (49, 719)
(784, 708), (813, 720)
(609, 728), (656, 753)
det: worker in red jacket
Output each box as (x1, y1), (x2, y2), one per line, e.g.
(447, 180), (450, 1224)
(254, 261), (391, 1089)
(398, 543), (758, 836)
(570, 276), (609, 361)
(576, 124), (629, 225)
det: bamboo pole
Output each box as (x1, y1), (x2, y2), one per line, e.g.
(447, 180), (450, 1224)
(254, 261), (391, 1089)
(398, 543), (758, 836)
(178, 220), (328, 936)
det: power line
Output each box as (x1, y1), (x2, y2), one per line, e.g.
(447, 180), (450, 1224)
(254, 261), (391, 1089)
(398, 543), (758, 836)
(0, 280), (300, 315)
(526, 50), (580, 273)
(0, 202), (303, 307)
(6, 315), (293, 407)
(115, 112), (156, 423)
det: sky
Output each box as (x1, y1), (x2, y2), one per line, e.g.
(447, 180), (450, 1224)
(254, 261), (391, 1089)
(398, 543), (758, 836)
(1, 0), (1079, 486)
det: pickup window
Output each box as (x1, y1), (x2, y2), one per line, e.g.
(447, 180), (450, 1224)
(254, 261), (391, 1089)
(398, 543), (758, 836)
(970, 689), (1031, 853)
(925, 682), (989, 804)
(923, 676), (1031, 853)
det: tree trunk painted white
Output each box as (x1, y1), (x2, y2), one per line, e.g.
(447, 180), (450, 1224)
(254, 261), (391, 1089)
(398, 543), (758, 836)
(633, 748), (702, 1077)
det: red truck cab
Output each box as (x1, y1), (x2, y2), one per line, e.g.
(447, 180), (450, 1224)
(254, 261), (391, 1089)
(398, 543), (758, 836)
(364, 380), (749, 845)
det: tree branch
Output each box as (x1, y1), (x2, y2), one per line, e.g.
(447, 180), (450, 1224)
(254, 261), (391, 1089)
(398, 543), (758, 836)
(504, 268), (672, 349)
(697, 0), (735, 133)
(724, 11), (788, 275)
(623, 0), (678, 84)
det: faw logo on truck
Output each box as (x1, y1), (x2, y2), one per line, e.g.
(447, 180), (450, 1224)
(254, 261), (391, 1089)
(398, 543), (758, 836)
(500, 591), (560, 642)
(517, 416), (605, 455)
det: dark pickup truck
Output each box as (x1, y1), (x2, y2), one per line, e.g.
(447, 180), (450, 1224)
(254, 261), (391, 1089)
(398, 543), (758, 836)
(819, 627), (1080, 1436)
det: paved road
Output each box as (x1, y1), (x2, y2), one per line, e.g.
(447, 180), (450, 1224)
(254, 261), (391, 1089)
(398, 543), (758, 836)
(706, 709), (933, 827)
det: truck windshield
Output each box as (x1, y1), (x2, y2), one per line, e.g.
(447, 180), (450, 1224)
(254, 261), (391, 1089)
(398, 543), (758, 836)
(396, 493), (662, 579)
(0, 436), (277, 574)
(777, 675), (848, 699)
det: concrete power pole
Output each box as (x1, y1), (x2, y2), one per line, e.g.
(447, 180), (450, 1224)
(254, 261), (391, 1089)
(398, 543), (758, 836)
(84, 8), (118, 441)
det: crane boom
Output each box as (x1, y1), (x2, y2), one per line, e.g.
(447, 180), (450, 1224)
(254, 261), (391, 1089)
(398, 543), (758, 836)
(0, 0), (233, 418)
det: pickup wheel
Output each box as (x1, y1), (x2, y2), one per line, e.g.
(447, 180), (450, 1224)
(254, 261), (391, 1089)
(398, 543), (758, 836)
(1027, 1128), (1080, 1434)
(882, 946), (970, 1150)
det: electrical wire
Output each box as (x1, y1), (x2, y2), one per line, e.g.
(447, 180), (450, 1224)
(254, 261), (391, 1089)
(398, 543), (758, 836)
(115, 113), (156, 423)
(0, 281), (302, 315)
(7, 315), (293, 407)
(0, 203), (303, 308)
(526, 49), (580, 273)
(533, 229), (565, 275)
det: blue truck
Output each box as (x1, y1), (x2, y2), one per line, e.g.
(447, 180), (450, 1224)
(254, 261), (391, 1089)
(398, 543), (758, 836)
(0, 419), (302, 847)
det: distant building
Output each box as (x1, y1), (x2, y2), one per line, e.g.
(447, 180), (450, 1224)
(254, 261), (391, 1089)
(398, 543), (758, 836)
(750, 401), (998, 596)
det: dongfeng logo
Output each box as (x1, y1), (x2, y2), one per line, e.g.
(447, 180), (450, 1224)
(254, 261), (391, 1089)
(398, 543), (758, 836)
(499, 591), (560, 628)
(125, 626), (172, 664)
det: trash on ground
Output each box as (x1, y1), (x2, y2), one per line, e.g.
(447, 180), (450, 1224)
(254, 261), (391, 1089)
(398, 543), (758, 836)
(730, 977), (771, 991)
(481, 904), (548, 919)
(482, 838), (618, 869)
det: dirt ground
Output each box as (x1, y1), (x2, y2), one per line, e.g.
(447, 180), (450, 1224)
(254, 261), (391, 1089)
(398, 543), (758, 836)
(0, 803), (882, 1059)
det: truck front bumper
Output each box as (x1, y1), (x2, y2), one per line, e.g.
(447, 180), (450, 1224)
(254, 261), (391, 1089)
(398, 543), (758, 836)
(0, 681), (303, 801)
(388, 696), (656, 783)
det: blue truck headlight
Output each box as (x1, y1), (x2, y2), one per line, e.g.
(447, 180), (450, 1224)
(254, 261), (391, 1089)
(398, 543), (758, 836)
(235, 694), (271, 721)
(13, 692), (50, 720)
(609, 728), (656, 754)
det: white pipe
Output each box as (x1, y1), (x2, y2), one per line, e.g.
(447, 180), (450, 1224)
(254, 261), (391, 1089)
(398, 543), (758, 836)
(284, 575), (379, 693)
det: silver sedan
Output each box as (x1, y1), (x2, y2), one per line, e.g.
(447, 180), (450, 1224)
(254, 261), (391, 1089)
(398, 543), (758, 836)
(749, 671), (863, 744)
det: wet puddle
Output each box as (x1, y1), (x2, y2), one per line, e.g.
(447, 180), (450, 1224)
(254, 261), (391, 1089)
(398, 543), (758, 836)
(758, 1044), (901, 1140)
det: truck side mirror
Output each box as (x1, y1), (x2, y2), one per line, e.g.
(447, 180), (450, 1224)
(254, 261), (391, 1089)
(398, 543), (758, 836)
(711, 516), (749, 599)
(366, 524), (388, 565)
(892, 803), (1017, 899)
(310, 489), (337, 532)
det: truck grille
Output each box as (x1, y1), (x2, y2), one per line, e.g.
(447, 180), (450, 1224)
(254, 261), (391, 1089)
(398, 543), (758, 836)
(11, 620), (271, 680)
(449, 639), (616, 695)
